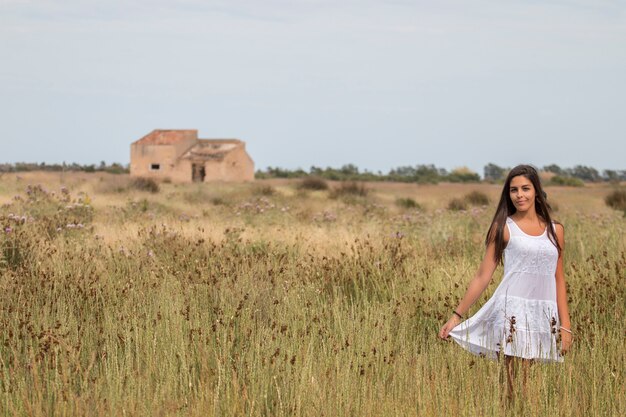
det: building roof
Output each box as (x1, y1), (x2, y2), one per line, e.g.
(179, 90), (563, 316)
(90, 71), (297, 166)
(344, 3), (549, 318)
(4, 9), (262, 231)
(134, 129), (198, 145)
(179, 139), (244, 161)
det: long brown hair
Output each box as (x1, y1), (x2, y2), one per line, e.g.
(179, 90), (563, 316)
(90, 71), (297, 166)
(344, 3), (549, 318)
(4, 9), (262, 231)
(486, 164), (561, 264)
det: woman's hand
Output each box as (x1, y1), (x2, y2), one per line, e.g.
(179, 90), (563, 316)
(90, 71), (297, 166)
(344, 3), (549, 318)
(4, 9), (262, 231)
(560, 329), (573, 355)
(438, 315), (461, 340)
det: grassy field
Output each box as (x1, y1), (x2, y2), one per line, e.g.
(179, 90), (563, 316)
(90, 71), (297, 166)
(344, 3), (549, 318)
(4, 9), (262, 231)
(0, 172), (624, 416)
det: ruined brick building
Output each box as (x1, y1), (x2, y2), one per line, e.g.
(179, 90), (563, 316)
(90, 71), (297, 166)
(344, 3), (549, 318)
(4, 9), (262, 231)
(130, 130), (254, 183)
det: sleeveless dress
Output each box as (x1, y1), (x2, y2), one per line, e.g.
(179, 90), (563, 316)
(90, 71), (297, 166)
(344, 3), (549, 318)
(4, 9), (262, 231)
(448, 217), (563, 363)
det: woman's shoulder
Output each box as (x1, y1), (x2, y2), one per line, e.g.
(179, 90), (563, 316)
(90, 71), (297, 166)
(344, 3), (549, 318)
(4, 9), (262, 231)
(549, 219), (565, 244)
(550, 219), (564, 230)
(486, 219), (510, 244)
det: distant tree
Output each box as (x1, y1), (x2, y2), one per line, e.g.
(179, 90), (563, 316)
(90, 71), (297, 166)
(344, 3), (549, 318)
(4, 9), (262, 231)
(543, 164), (565, 176)
(570, 165), (600, 182)
(266, 166), (291, 178)
(340, 164), (359, 176)
(446, 166), (481, 183)
(386, 164), (446, 183)
(549, 176), (584, 187)
(602, 170), (626, 182)
(603, 170), (619, 182)
(309, 166), (323, 176)
(484, 163), (506, 181)
(389, 166), (416, 178)
(415, 165), (444, 184)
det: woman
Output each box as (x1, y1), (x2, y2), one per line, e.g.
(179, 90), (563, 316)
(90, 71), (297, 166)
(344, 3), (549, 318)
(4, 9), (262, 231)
(438, 164), (573, 400)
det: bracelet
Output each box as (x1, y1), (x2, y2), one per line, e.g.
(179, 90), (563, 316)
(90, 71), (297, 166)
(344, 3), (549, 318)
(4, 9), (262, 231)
(559, 326), (572, 335)
(453, 310), (463, 320)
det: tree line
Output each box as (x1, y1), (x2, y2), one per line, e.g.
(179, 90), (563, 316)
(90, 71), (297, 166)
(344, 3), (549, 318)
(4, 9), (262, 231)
(257, 164), (482, 183)
(0, 161), (128, 174)
(258, 163), (625, 184)
(1, 162), (623, 184)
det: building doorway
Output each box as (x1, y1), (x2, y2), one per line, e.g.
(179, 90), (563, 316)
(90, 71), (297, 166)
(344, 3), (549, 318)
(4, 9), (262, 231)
(192, 163), (206, 182)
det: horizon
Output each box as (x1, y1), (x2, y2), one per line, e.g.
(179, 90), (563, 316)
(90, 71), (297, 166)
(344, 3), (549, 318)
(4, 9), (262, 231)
(1, 159), (622, 178)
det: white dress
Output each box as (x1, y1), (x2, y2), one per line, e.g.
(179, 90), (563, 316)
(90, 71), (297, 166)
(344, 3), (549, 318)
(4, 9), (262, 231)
(448, 217), (563, 363)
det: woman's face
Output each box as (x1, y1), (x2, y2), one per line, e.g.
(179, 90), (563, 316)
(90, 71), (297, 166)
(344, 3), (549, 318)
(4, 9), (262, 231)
(509, 175), (536, 213)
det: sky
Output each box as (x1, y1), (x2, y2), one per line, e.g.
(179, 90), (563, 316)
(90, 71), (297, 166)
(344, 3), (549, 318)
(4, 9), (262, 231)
(1, 0), (625, 175)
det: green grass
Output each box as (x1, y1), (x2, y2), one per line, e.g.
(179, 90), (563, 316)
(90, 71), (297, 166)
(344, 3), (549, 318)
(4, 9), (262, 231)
(0, 174), (624, 416)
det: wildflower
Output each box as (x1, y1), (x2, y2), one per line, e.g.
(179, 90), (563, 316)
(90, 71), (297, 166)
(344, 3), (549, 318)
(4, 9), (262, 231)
(147, 250), (154, 257)
(550, 316), (558, 334)
(506, 315), (517, 344)
(4, 226), (11, 233)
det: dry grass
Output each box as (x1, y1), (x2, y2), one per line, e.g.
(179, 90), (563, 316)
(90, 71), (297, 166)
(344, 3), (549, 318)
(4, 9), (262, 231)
(0, 172), (624, 416)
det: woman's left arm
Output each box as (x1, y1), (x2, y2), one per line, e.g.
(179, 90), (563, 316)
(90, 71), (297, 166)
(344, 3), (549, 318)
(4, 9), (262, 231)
(555, 223), (572, 354)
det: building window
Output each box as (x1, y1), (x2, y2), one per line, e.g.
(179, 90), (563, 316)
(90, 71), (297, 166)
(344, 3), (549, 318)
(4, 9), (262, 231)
(150, 164), (160, 171)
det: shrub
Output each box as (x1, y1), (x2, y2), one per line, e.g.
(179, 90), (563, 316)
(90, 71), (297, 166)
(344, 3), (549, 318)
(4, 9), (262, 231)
(329, 182), (369, 199)
(298, 176), (329, 191)
(549, 176), (584, 187)
(253, 185), (276, 196)
(447, 198), (467, 211)
(130, 177), (160, 193)
(446, 167), (481, 183)
(464, 191), (490, 206)
(396, 197), (422, 210)
(605, 189), (626, 214)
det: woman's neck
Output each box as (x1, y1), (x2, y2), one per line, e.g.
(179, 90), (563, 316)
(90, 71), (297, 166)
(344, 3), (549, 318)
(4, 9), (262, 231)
(512, 209), (540, 222)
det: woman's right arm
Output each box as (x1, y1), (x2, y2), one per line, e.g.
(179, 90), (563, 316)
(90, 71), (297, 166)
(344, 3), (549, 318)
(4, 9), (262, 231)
(438, 230), (503, 339)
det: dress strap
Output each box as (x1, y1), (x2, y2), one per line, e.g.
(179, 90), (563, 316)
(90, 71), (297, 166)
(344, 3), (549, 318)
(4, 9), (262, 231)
(549, 220), (557, 234)
(505, 217), (517, 236)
